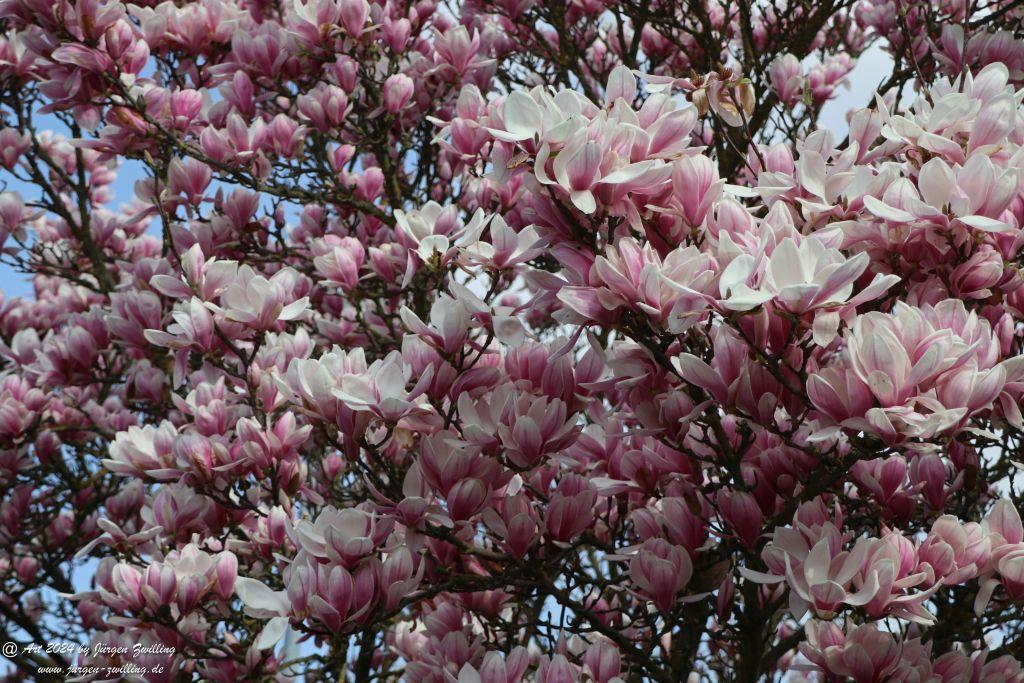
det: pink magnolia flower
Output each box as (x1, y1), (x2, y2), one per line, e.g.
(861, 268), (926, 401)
(454, 649), (530, 683)
(534, 126), (672, 214)
(628, 538), (694, 612)
(338, 0), (370, 35)
(400, 294), (471, 356)
(332, 351), (434, 424)
(857, 531), (939, 624)
(975, 499), (1024, 610)
(481, 493), (541, 559)
(394, 201), (486, 263)
(851, 455), (917, 521)
(166, 157), (212, 206)
(717, 235), (898, 343)
(487, 67), (693, 216)
(0, 127), (29, 169)
(383, 73), (415, 114)
(276, 346), (368, 422)
(718, 490), (764, 548)
(809, 299), (1007, 440)
(918, 515), (990, 585)
(103, 421), (179, 480)
(0, 191), (31, 246)
(694, 71), (755, 127)
(863, 150), (1019, 233)
(298, 84), (350, 133)
(216, 265), (309, 330)
(806, 54), (853, 105)
(769, 54), (803, 106)
(664, 155), (724, 228)
(559, 236), (718, 331)
(545, 474), (597, 543)
(801, 621), (914, 683)
(582, 640), (624, 683)
(313, 236), (365, 291)
(496, 393), (579, 469)
(750, 532), (878, 619)
(461, 215), (543, 270)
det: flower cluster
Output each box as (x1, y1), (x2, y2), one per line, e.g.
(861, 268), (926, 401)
(1, 0), (1024, 681)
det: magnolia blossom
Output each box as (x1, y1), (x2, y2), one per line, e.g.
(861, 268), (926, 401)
(559, 236), (718, 331)
(332, 351), (434, 424)
(748, 519), (935, 623)
(628, 539), (694, 612)
(918, 515), (990, 586)
(487, 66), (694, 216)
(770, 54), (803, 106)
(217, 265), (309, 329)
(717, 235), (899, 344)
(394, 201), (487, 263)
(808, 299), (1007, 441)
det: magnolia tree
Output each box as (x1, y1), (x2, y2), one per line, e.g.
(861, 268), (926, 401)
(2, 0), (1024, 681)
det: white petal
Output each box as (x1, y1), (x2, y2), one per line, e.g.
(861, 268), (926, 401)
(502, 91), (543, 140)
(254, 616), (289, 651)
(570, 190), (597, 214)
(957, 215), (1013, 232)
(721, 285), (773, 311)
(974, 578), (999, 616)
(812, 311), (841, 347)
(600, 161), (657, 184)
(719, 254), (755, 298)
(739, 567), (785, 584)
(279, 297), (309, 321)
(493, 315), (527, 347)
(417, 234), (450, 260)
(863, 195), (915, 223)
(797, 150), (827, 199)
(235, 577), (289, 615)
(605, 64), (637, 107)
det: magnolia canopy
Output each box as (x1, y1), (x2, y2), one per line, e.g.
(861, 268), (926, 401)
(1, 0), (1024, 682)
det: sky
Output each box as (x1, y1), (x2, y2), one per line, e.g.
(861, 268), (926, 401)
(0, 46), (895, 301)
(820, 43), (894, 135)
(0, 155), (144, 300)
